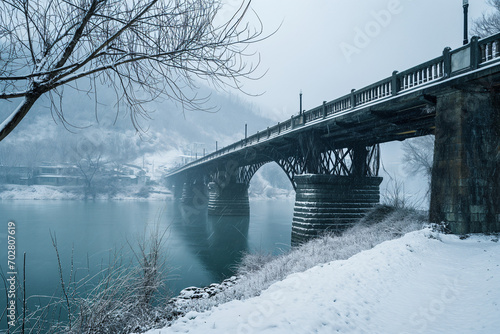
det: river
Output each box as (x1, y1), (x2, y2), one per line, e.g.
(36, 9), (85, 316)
(0, 198), (294, 330)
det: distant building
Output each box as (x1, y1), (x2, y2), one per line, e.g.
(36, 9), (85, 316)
(34, 165), (82, 186)
(0, 163), (149, 187)
(118, 164), (150, 186)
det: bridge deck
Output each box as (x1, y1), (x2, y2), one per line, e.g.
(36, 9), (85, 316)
(167, 33), (500, 178)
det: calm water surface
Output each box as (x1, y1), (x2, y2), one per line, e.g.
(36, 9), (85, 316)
(0, 198), (293, 329)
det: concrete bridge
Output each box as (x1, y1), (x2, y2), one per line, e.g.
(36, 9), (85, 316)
(165, 34), (500, 244)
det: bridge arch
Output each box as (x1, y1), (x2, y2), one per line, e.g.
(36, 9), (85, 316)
(231, 143), (380, 190)
(246, 161), (296, 198)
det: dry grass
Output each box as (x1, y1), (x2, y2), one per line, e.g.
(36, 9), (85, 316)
(8, 225), (170, 334)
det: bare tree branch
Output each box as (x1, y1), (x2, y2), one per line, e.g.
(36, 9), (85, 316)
(0, 0), (267, 141)
(473, 0), (500, 36)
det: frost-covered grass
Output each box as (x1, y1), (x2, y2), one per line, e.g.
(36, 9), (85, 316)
(8, 226), (171, 334)
(170, 206), (427, 314)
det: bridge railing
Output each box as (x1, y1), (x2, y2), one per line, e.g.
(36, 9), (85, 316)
(397, 56), (445, 93)
(352, 77), (393, 108)
(166, 32), (500, 177)
(479, 33), (500, 64)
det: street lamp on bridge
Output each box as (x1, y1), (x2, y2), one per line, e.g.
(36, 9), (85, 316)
(299, 90), (303, 115)
(463, 0), (469, 45)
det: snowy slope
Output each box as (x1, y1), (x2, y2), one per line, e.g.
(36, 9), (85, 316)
(144, 229), (500, 334)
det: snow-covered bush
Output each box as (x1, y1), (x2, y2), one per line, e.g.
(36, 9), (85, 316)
(135, 186), (151, 199)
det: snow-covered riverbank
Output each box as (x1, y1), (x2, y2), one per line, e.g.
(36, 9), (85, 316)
(144, 227), (500, 333)
(0, 184), (172, 200)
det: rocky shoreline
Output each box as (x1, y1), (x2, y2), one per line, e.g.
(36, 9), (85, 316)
(166, 276), (239, 317)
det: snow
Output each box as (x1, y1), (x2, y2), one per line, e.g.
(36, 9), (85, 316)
(143, 229), (500, 334)
(0, 97), (27, 133)
(0, 184), (172, 200)
(132, 149), (185, 181)
(0, 184), (81, 200)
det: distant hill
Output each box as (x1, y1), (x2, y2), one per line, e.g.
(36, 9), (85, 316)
(0, 83), (293, 194)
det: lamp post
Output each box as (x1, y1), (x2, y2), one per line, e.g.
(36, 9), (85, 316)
(299, 90), (303, 115)
(463, 0), (469, 45)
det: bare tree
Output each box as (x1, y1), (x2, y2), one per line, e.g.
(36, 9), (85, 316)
(401, 135), (434, 202)
(0, 0), (264, 141)
(473, 0), (500, 36)
(402, 136), (434, 180)
(70, 136), (105, 199)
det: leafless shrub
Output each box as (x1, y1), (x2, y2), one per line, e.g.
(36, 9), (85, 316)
(382, 176), (405, 208)
(8, 224), (170, 333)
(235, 252), (274, 276)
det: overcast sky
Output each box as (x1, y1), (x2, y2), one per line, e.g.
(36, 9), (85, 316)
(239, 0), (493, 121)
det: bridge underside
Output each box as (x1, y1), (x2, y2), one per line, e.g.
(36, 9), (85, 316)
(171, 143), (384, 244)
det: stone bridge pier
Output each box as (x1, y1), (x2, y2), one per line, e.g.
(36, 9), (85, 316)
(292, 175), (382, 244)
(171, 177), (185, 201)
(206, 164), (262, 216)
(430, 87), (500, 234)
(208, 181), (250, 216)
(290, 144), (382, 244)
(180, 177), (208, 208)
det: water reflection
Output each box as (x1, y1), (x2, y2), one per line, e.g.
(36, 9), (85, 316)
(206, 215), (249, 276)
(172, 203), (249, 281)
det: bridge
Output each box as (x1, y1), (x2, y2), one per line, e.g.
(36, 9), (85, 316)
(165, 34), (500, 244)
